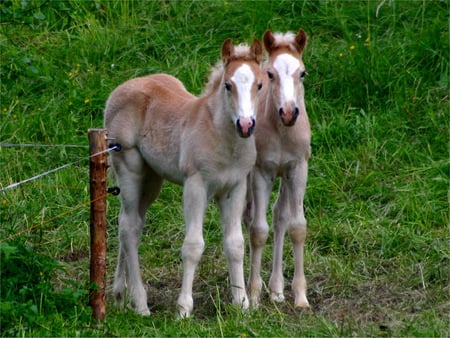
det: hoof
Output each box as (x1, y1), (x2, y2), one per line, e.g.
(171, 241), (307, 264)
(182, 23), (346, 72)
(240, 295), (250, 311)
(177, 307), (191, 319)
(270, 292), (285, 303)
(294, 298), (310, 309)
(137, 308), (151, 316)
(248, 278), (263, 309)
(177, 295), (193, 319)
(249, 296), (260, 309)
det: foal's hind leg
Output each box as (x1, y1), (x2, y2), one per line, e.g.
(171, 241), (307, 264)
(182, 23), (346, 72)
(112, 149), (163, 315)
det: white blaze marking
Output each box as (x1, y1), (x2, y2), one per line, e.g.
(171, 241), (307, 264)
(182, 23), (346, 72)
(273, 53), (300, 103)
(231, 64), (255, 118)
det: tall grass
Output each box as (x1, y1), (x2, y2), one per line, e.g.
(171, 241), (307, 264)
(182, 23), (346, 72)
(1, 0), (448, 336)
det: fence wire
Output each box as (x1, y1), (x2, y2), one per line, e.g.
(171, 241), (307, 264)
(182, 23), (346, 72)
(0, 143), (89, 149)
(0, 146), (117, 192)
(0, 193), (108, 244)
(1, 142), (119, 243)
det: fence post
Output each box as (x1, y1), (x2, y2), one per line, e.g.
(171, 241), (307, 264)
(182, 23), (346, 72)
(88, 128), (108, 322)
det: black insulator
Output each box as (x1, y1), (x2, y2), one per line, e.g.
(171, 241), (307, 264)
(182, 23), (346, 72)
(107, 186), (121, 196)
(108, 142), (122, 152)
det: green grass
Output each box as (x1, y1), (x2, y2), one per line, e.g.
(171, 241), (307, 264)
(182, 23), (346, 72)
(1, 0), (448, 336)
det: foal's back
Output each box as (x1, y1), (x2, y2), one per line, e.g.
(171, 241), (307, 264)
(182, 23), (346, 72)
(105, 74), (198, 183)
(105, 74), (196, 148)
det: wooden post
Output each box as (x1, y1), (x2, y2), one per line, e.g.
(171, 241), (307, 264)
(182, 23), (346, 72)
(88, 129), (108, 322)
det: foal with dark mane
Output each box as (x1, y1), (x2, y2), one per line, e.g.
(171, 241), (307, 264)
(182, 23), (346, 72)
(105, 38), (263, 317)
(244, 29), (311, 309)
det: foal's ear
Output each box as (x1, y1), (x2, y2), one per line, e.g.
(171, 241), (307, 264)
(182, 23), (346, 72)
(222, 38), (235, 64)
(263, 30), (275, 53)
(294, 29), (308, 54)
(250, 38), (263, 64)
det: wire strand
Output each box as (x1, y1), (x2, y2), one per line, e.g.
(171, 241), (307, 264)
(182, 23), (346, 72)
(0, 147), (117, 193)
(0, 143), (89, 148)
(0, 193), (108, 244)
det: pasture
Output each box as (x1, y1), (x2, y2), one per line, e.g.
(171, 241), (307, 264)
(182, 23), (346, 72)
(0, 0), (448, 336)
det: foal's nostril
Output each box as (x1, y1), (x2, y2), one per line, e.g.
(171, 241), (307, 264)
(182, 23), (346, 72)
(279, 105), (299, 127)
(236, 117), (256, 138)
(247, 117), (256, 136)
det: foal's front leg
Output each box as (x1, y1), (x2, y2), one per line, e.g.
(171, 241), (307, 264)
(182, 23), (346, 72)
(177, 175), (207, 318)
(270, 162), (309, 308)
(218, 181), (250, 311)
(246, 167), (274, 307)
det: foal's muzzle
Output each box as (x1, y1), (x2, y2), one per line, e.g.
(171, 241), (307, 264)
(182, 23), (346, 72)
(236, 116), (256, 138)
(279, 106), (299, 127)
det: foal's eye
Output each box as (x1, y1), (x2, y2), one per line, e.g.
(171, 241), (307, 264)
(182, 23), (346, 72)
(224, 82), (232, 91)
(267, 71), (274, 80)
(257, 81), (262, 91)
(300, 70), (308, 80)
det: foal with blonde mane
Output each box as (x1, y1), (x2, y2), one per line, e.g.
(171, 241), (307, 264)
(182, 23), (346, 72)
(105, 38), (263, 317)
(244, 29), (310, 309)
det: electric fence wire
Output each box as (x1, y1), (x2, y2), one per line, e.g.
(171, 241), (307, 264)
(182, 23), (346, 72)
(0, 193), (109, 244)
(0, 143), (89, 148)
(0, 146), (118, 192)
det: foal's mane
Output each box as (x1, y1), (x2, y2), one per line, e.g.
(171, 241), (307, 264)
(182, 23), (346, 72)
(268, 32), (298, 53)
(202, 44), (254, 96)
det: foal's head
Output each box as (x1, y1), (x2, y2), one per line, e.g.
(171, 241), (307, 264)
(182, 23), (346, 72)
(220, 38), (264, 138)
(263, 29), (308, 127)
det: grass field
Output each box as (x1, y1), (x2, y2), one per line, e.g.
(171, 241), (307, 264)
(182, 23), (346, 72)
(1, 0), (448, 336)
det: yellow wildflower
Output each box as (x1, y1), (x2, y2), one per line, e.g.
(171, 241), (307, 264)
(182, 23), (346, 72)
(84, 98), (90, 104)
(350, 45), (355, 50)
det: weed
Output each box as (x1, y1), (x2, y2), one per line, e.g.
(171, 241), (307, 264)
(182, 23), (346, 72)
(0, 242), (90, 336)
